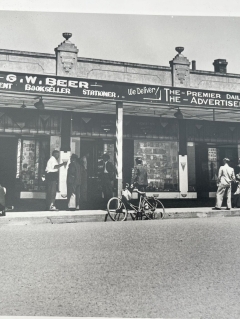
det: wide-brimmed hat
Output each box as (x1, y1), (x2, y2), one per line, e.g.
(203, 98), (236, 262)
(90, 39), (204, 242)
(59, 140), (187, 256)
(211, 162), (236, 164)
(223, 158), (230, 162)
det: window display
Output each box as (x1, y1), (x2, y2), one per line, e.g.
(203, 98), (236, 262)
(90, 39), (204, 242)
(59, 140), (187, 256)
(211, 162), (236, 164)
(208, 148), (219, 186)
(17, 138), (50, 191)
(134, 140), (179, 191)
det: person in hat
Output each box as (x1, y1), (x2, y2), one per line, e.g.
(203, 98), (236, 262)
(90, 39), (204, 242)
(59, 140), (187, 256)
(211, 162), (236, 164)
(233, 157), (240, 208)
(213, 158), (236, 210)
(131, 157), (148, 191)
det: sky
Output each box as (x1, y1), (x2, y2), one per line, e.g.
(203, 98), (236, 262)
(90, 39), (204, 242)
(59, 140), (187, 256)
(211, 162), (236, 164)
(1, 0), (240, 74)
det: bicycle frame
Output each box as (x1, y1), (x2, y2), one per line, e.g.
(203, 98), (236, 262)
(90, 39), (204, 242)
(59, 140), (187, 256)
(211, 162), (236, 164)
(125, 192), (160, 220)
(106, 184), (165, 221)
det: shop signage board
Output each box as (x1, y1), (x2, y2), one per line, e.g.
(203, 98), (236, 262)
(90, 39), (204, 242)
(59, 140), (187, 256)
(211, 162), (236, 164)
(1, 71), (240, 108)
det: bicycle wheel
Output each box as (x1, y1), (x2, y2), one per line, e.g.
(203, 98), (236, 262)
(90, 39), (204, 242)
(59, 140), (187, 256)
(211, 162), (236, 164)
(151, 199), (165, 219)
(107, 197), (128, 221)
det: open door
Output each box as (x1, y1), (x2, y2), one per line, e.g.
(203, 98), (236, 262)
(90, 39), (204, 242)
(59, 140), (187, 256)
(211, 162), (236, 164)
(195, 143), (211, 196)
(80, 138), (115, 209)
(196, 143), (238, 197)
(0, 137), (18, 205)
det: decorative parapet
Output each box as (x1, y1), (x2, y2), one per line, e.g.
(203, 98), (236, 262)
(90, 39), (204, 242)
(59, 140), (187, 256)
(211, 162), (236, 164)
(169, 47), (190, 87)
(55, 33), (79, 76)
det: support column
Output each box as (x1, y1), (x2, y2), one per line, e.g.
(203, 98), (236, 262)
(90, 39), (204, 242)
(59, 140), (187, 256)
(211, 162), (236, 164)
(169, 47), (190, 198)
(54, 33), (78, 199)
(178, 119), (188, 197)
(179, 155), (188, 197)
(116, 102), (123, 198)
(58, 112), (72, 198)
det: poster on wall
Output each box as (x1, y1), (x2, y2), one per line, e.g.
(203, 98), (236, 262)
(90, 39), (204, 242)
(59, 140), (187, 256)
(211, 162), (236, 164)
(21, 140), (36, 191)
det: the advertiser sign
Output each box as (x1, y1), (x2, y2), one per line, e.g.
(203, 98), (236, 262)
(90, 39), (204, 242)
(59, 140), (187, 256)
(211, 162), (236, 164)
(1, 71), (240, 108)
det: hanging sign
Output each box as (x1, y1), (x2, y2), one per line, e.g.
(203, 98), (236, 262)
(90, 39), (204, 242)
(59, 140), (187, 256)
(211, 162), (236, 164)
(0, 71), (240, 108)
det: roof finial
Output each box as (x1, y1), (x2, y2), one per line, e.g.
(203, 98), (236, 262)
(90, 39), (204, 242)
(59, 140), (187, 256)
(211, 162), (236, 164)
(175, 47), (184, 55)
(62, 33), (72, 41)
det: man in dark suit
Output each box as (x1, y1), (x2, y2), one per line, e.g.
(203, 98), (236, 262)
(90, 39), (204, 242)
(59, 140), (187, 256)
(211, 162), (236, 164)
(131, 157), (148, 191)
(100, 153), (115, 202)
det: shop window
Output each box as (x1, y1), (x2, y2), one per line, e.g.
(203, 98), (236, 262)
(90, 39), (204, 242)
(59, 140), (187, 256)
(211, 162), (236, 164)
(134, 140), (179, 192)
(187, 142), (196, 192)
(16, 138), (50, 192)
(208, 148), (219, 190)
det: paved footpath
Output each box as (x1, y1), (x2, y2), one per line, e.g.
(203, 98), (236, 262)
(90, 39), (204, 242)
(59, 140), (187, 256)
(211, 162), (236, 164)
(1, 206), (240, 225)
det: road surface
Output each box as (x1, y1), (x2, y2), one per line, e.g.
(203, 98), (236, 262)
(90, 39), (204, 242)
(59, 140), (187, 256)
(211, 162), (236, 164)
(0, 217), (240, 318)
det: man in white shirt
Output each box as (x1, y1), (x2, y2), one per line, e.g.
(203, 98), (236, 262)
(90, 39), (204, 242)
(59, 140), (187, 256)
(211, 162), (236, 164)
(45, 150), (66, 211)
(213, 158), (236, 210)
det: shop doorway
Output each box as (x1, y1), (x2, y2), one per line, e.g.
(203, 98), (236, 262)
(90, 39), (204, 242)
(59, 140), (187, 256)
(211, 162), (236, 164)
(123, 139), (134, 186)
(0, 137), (18, 205)
(195, 143), (238, 196)
(80, 138), (115, 208)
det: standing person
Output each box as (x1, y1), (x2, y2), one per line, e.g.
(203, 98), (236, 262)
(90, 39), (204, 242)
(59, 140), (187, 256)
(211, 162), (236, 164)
(80, 153), (89, 170)
(213, 158), (236, 210)
(100, 153), (115, 203)
(233, 157), (240, 208)
(67, 154), (81, 210)
(131, 157), (148, 191)
(45, 150), (66, 211)
(79, 155), (88, 209)
(0, 184), (6, 216)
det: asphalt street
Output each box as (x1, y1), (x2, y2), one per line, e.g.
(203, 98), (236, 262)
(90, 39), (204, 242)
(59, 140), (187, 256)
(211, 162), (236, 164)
(0, 217), (240, 318)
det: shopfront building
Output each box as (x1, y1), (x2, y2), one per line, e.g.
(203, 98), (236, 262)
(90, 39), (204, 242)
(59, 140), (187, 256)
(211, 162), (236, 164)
(0, 34), (240, 209)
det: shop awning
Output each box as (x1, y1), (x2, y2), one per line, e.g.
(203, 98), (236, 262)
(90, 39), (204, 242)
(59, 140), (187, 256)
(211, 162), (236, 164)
(0, 70), (240, 122)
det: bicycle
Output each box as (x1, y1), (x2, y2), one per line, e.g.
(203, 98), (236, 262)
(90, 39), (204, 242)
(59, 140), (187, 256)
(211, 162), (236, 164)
(106, 183), (165, 221)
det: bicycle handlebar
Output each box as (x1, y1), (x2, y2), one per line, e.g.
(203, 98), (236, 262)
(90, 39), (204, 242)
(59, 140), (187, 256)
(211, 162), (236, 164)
(124, 183), (146, 196)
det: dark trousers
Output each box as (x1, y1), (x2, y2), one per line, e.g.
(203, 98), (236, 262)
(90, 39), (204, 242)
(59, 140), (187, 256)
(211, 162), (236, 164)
(233, 194), (240, 208)
(102, 174), (113, 202)
(0, 203), (5, 216)
(46, 180), (57, 209)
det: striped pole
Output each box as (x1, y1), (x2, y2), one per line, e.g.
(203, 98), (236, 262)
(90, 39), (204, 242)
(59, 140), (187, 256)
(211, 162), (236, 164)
(116, 102), (123, 198)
